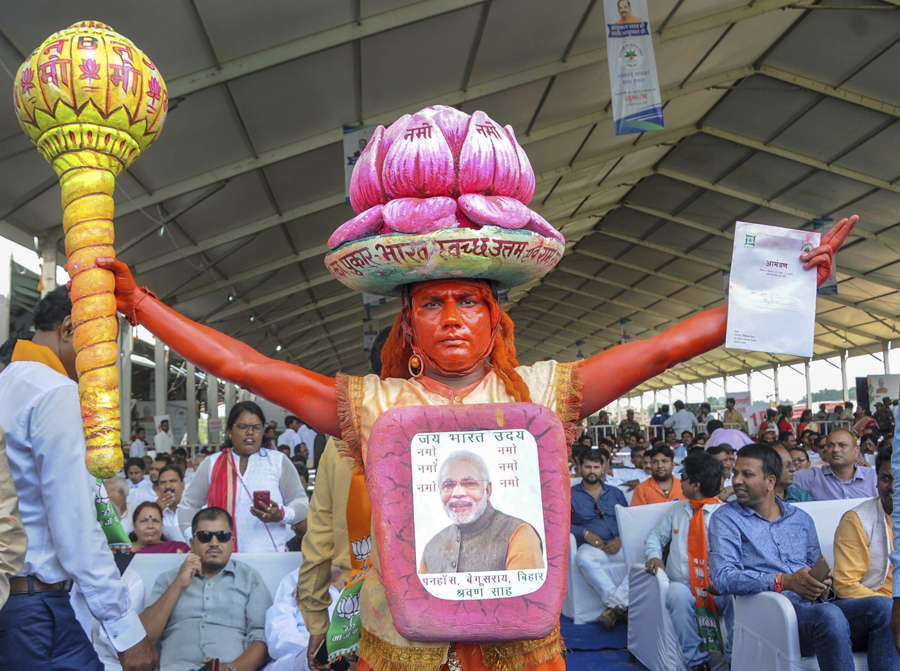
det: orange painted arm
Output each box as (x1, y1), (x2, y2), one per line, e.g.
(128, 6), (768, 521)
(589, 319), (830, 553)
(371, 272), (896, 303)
(577, 215), (858, 419)
(578, 306), (727, 419)
(97, 258), (340, 437)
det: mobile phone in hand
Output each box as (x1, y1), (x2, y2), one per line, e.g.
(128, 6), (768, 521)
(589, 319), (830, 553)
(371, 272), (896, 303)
(253, 490), (271, 509)
(810, 554), (831, 583)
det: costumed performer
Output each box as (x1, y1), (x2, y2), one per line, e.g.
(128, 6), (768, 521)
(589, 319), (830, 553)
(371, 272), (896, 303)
(97, 104), (855, 671)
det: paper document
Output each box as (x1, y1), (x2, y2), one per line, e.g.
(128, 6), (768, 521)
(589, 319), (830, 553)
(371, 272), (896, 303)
(726, 221), (820, 358)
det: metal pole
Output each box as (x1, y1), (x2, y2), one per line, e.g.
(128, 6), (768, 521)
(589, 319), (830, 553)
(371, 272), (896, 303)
(206, 373), (219, 445)
(773, 365), (779, 404)
(841, 350), (849, 402)
(186, 361), (198, 445)
(0, 252), (10, 344)
(38, 236), (57, 297)
(653, 389), (657, 411)
(805, 360), (813, 409)
(224, 382), (236, 411)
(154, 339), (167, 417)
(723, 375), (728, 397)
(118, 318), (132, 447)
(746, 371), (751, 394)
(884, 341), (891, 375)
(702, 379), (707, 404)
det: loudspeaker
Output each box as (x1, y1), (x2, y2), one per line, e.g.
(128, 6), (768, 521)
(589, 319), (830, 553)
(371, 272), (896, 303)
(856, 377), (869, 412)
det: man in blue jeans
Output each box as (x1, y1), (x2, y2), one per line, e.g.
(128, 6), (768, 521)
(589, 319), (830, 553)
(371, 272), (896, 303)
(645, 451), (732, 671)
(710, 443), (898, 671)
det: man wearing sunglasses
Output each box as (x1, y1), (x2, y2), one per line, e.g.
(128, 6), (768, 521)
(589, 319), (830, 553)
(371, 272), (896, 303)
(140, 507), (272, 671)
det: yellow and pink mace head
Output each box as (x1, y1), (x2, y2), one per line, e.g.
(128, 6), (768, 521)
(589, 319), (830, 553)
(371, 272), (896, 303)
(13, 21), (167, 478)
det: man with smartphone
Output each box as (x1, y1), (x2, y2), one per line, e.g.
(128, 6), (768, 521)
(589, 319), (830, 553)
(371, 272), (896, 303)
(710, 443), (899, 671)
(140, 507), (272, 671)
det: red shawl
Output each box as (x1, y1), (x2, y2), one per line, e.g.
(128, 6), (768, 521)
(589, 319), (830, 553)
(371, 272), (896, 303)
(207, 448), (239, 550)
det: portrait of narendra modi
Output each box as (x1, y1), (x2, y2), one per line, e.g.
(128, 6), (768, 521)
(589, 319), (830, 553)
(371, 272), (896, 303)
(419, 450), (545, 574)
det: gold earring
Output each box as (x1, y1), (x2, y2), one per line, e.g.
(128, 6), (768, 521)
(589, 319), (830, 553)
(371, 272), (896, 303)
(408, 353), (423, 378)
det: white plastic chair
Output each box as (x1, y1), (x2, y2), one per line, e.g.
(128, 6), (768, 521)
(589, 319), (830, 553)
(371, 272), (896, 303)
(731, 498), (871, 671)
(616, 501), (689, 671)
(562, 531), (608, 624)
(561, 484), (640, 624)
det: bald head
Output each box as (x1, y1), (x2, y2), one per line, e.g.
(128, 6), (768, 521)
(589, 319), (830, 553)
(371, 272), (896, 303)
(824, 429), (858, 468)
(827, 428), (856, 446)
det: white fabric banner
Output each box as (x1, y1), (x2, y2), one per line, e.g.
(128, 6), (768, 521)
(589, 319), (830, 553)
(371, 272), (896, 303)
(603, 0), (664, 134)
(726, 221), (820, 358)
(342, 124), (376, 200)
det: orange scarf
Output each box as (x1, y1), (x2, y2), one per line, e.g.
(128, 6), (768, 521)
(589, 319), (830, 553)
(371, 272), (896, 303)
(687, 498), (721, 611)
(208, 448), (238, 550)
(11, 339), (68, 376)
(346, 463), (372, 585)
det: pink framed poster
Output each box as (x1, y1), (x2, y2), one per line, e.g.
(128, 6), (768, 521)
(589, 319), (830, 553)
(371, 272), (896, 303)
(366, 402), (570, 642)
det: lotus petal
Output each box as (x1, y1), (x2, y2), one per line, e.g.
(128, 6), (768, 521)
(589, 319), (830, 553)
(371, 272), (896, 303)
(380, 113), (411, 158)
(505, 124), (535, 204)
(384, 214), (458, 235)
(428, 105), (471, 157)
(487, 115), (520, 197)
(328, 205), (384, 249)
(382, 113), (455, 198)
(349, 125), (385, 212)
(458, 111), (519, 196)
(383, 196), (457, 233)
(457, 194), (531, 229)
(458, 110), (496, 194)
(525, 210), (565, 243)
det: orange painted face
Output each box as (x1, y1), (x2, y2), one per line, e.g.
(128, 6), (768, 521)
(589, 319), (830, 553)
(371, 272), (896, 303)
(407, 279), (496, 375)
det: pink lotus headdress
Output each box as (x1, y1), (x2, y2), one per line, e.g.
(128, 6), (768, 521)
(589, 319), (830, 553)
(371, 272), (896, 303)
(330, 106), (562, 247)
(325, 106), (565, 296)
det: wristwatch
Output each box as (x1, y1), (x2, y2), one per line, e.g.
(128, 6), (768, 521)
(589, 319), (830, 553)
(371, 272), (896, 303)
(774, 573), (784, 593)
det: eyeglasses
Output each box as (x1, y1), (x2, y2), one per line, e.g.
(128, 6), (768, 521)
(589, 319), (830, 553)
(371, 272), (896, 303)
(235, 423), (263, 433)
(593, 500), (605, 519)
(440, 478), (484, 494)
(194, 530), (233, 543)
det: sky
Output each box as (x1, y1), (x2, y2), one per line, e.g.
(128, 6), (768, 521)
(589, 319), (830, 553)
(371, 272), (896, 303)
(3, 236), (895, 412)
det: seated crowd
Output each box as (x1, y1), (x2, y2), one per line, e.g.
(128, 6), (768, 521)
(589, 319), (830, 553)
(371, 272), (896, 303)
(78, 410), (322, 670)
(570, 398), (898, 671)
(9, 389), (897, 671)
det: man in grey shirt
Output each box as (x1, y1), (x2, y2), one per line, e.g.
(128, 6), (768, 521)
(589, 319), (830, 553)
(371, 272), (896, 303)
(664, 400), (698, 437)
(140, 507), (271, 671)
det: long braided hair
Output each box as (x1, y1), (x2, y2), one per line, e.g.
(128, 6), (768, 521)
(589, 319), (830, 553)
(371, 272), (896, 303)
(379, 281), (532, 403)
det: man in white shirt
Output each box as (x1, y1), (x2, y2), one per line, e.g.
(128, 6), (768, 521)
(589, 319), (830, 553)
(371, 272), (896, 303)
(0, 287), (156, 670)
(665, 400), (698, 437)
(277, 415), (302, 455)
(645, 451), (732, 671)
(156, 465), (187, 542)
(124, 457), (157, 506)
(129, 427), (147, 459)
(154, 418), (174, 454)
(296, 422), (318, 467)
(265, 567), (341, 671)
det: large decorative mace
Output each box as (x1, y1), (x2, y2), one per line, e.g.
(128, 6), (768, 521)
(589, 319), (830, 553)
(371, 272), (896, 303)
(13, 21), (167, 477)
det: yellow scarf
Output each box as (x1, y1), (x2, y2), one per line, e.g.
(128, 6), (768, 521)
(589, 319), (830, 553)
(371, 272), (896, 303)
(11, 339), (68, 377)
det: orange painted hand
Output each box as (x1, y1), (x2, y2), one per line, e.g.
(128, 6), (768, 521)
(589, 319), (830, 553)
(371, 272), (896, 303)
(96, 257), (152, 325)
(800, 215), (858, 287)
